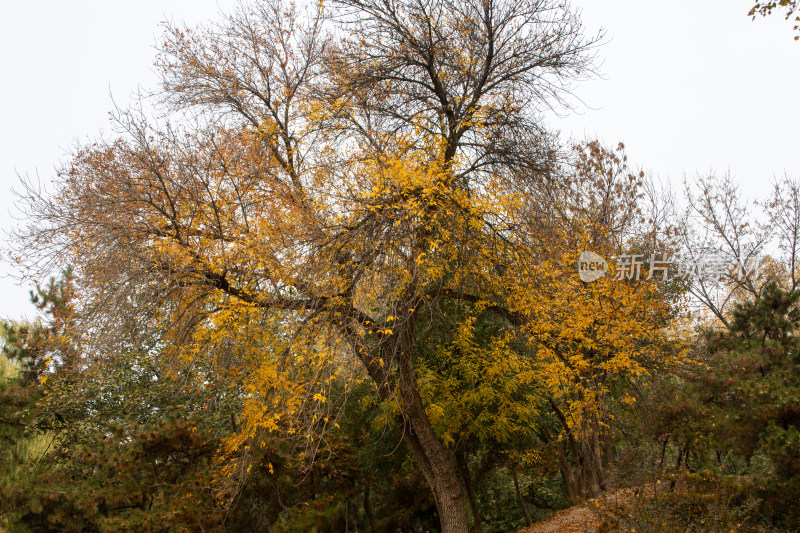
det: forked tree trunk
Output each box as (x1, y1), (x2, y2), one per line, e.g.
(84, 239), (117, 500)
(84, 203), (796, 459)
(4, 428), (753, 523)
(544, 427), (581, 503)
(590, 418), (606, 492)
(555, 443), (580, 503)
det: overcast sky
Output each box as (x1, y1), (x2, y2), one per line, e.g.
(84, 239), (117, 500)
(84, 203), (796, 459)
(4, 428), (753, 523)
(1, 0), (798, 320)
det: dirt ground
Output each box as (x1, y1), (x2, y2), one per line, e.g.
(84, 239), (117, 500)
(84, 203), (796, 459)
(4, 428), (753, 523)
(518, 488), (645, 533)
(518, 504), (601, 533)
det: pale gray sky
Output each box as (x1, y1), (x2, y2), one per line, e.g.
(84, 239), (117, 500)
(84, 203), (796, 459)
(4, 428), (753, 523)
(557, 1), (800, 196)
(1, 0), (798, 320)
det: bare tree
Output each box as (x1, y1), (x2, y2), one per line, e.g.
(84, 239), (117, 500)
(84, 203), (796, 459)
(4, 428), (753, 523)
(674, 173), (800, 328)
(762, 174), (800, 290)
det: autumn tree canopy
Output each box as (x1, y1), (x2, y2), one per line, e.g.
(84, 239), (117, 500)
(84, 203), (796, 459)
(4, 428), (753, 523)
(10, 1), (690, 531)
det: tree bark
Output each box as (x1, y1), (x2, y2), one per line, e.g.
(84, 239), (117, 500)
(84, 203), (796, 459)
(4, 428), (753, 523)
(669, 447), (683, 492)
(548, 397), (587, 499)
(389, 317), (471, 533)
(511, 463), (533, 526)
(545, 428), (579, 504)
(364, 481), (376, 533)
(583, 437), (602, 497)
(592, 419), (606, 491)
(456, 449), (484, 533)
(582, 420), (605, 497)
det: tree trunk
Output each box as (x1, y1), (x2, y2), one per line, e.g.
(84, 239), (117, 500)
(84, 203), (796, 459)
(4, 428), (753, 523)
(669, 447), (683, 492)
(582, 421), (605, 498)
(547, 429), (579, 504)
(511, 463), (533, 526)
(345, 490), (350, 533)
(396, 370), (470, 532)
(591, 419), (606, 491)
(364, 481), (376, 533)
(390, 319), (471, 533)
(583, 437), (602, 497)
(456, 449), (484, 533)
(548, 397), (587, 500)
(559, 453), (580, 503)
